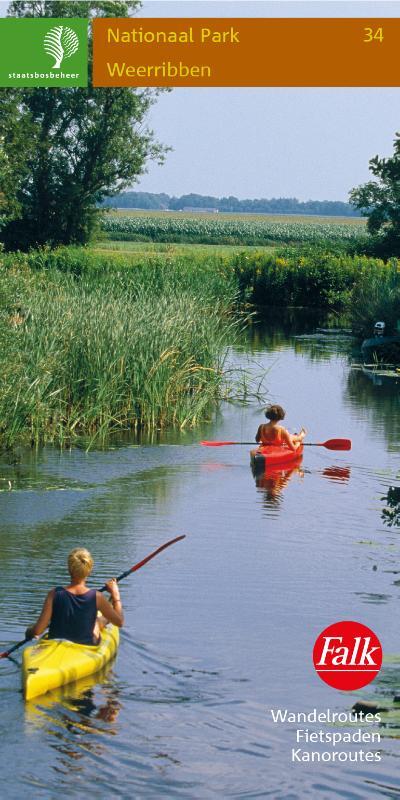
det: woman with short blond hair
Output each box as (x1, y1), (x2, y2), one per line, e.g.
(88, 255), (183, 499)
(25, 548), (124, 645)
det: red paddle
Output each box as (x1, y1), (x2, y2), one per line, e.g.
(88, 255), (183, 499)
(200, 438), (351, 451)
(98, 535), (186, 590)
(303, 439), (351, 451)
(0, 535), (186, 660)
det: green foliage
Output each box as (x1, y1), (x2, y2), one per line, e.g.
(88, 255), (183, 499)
(0, 248), (239, 447)
(350, 131), (400, 257)
(1, 241), (396, 448)
(0, 1), (166, 250)
(102, 214), (367, 247)
(232, 249), (384, 309)
(381, 486), (400, 528)
(0, 93), (33, 228)
(5, 245), (238, 299)
(349, 258), (400, 336)
(8, 1), (140, 15)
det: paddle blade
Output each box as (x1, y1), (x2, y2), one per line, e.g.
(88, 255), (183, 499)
(323, 438), (352, 451)
(200, 440), (239, 446)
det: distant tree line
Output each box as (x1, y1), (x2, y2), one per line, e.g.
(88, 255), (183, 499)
(103, 192), (170, 210)
(102, 191), (361, 216)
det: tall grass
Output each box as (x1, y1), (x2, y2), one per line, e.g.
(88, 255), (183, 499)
(349, 258), (400, 336)
(0, 252), (239, 448)
(232, 249), (388, 308)
(1, 244), (397, 449)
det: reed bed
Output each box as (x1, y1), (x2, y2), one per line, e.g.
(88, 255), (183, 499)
(232, 249), (390, 308)
(0, 252), (240, 448)
(1, 244), (396, 449)
(349, 257), (400, 336)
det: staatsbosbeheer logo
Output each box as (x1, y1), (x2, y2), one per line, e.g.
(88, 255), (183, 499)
(313, 620), (382, 691)
(0, 18), (88, 87)
(43, 25), (80, 69)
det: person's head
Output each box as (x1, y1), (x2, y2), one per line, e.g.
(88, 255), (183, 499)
(67, 548), (93, 581)
(265, 404), (285, 422)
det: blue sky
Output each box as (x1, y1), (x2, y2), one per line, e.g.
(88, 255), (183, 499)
(0, 1), (398, 201)
(134, 1), (400, 200)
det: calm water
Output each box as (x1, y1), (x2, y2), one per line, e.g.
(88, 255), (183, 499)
(1, 309), (400, 799)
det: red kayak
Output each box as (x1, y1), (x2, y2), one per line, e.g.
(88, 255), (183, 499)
(250, 443), (304, 470)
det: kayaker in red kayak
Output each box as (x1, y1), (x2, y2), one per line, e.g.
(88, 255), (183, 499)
(255, 404), (306, 451)
(25, 548), (124, 645)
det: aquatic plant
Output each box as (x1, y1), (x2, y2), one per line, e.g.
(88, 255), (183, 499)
(349, 258), (400, 336)
(0, 244), (395, 449)
(0, 252), (240, 448)
(232, 249), (387, 308)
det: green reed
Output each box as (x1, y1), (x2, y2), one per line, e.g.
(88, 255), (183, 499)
(0, 251), (239, 448)
(1, 244), (395, 449)
(349, 257), (400, 336)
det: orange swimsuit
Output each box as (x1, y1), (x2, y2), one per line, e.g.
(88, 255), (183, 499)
(258, 425), (283, 446)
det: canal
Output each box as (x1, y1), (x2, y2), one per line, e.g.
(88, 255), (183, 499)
(1, 309), (400, 798)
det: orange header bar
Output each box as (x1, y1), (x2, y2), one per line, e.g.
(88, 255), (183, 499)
(93, 18), (400, 87)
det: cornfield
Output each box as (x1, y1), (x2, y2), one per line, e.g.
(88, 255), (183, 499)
(101, 214), (367, 246)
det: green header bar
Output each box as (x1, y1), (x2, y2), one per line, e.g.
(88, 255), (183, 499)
(0, 18), (88, 87)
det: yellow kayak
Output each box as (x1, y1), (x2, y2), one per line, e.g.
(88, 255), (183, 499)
(22, 624), (119, 701)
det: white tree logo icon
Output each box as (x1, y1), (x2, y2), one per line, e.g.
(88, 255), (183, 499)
(43, 26), (79, 69)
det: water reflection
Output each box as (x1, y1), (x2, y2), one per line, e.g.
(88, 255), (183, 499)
(247, 308), (354, 361)
(26, 667), (121, 767)
(0, 459), (189, 635)
(252, 459), (304, 507)
(354, 659), (400, 740)
(345, 369), (400, 448)
(322, 466), (351, 483)
(252, 461), (351, 509)
(2, 307), (400, 798)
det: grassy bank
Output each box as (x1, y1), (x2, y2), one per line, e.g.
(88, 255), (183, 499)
(232, 249), (391, 310)
(231, 249), (400, 332)
(0, 249), (239, 448)
(1, 243), (398, 448)
(350, 258), (400, 336)
(93, 239), (277, 260)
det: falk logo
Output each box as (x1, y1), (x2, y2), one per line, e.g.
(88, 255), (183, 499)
(43, 25), (79, 69)
(313, 620), (383, 691)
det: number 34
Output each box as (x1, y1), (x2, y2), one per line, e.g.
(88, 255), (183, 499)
(363, 27), (384, 43)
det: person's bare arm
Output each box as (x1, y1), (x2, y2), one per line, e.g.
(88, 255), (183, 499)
(282, 428), (299, 451)
(25, 589), (55, 639)
(255, 424), (262, 443)
(96, 579), (124, 627)
(291, 427), (307, 444)
(282, 427), (307, 450)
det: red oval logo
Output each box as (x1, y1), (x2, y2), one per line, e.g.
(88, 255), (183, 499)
(313, 621), (382, 691)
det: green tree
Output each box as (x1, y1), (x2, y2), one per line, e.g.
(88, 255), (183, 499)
(0, 94), (33, 230)
(0, 1), (167, 249)
(349, 131), (400, 256)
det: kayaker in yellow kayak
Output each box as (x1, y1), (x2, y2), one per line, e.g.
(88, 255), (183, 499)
(25, 548), (124, 645)
(256, 404), (307, 450)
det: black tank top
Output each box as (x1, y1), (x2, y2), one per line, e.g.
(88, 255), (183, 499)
(48, 586), (98, 645)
